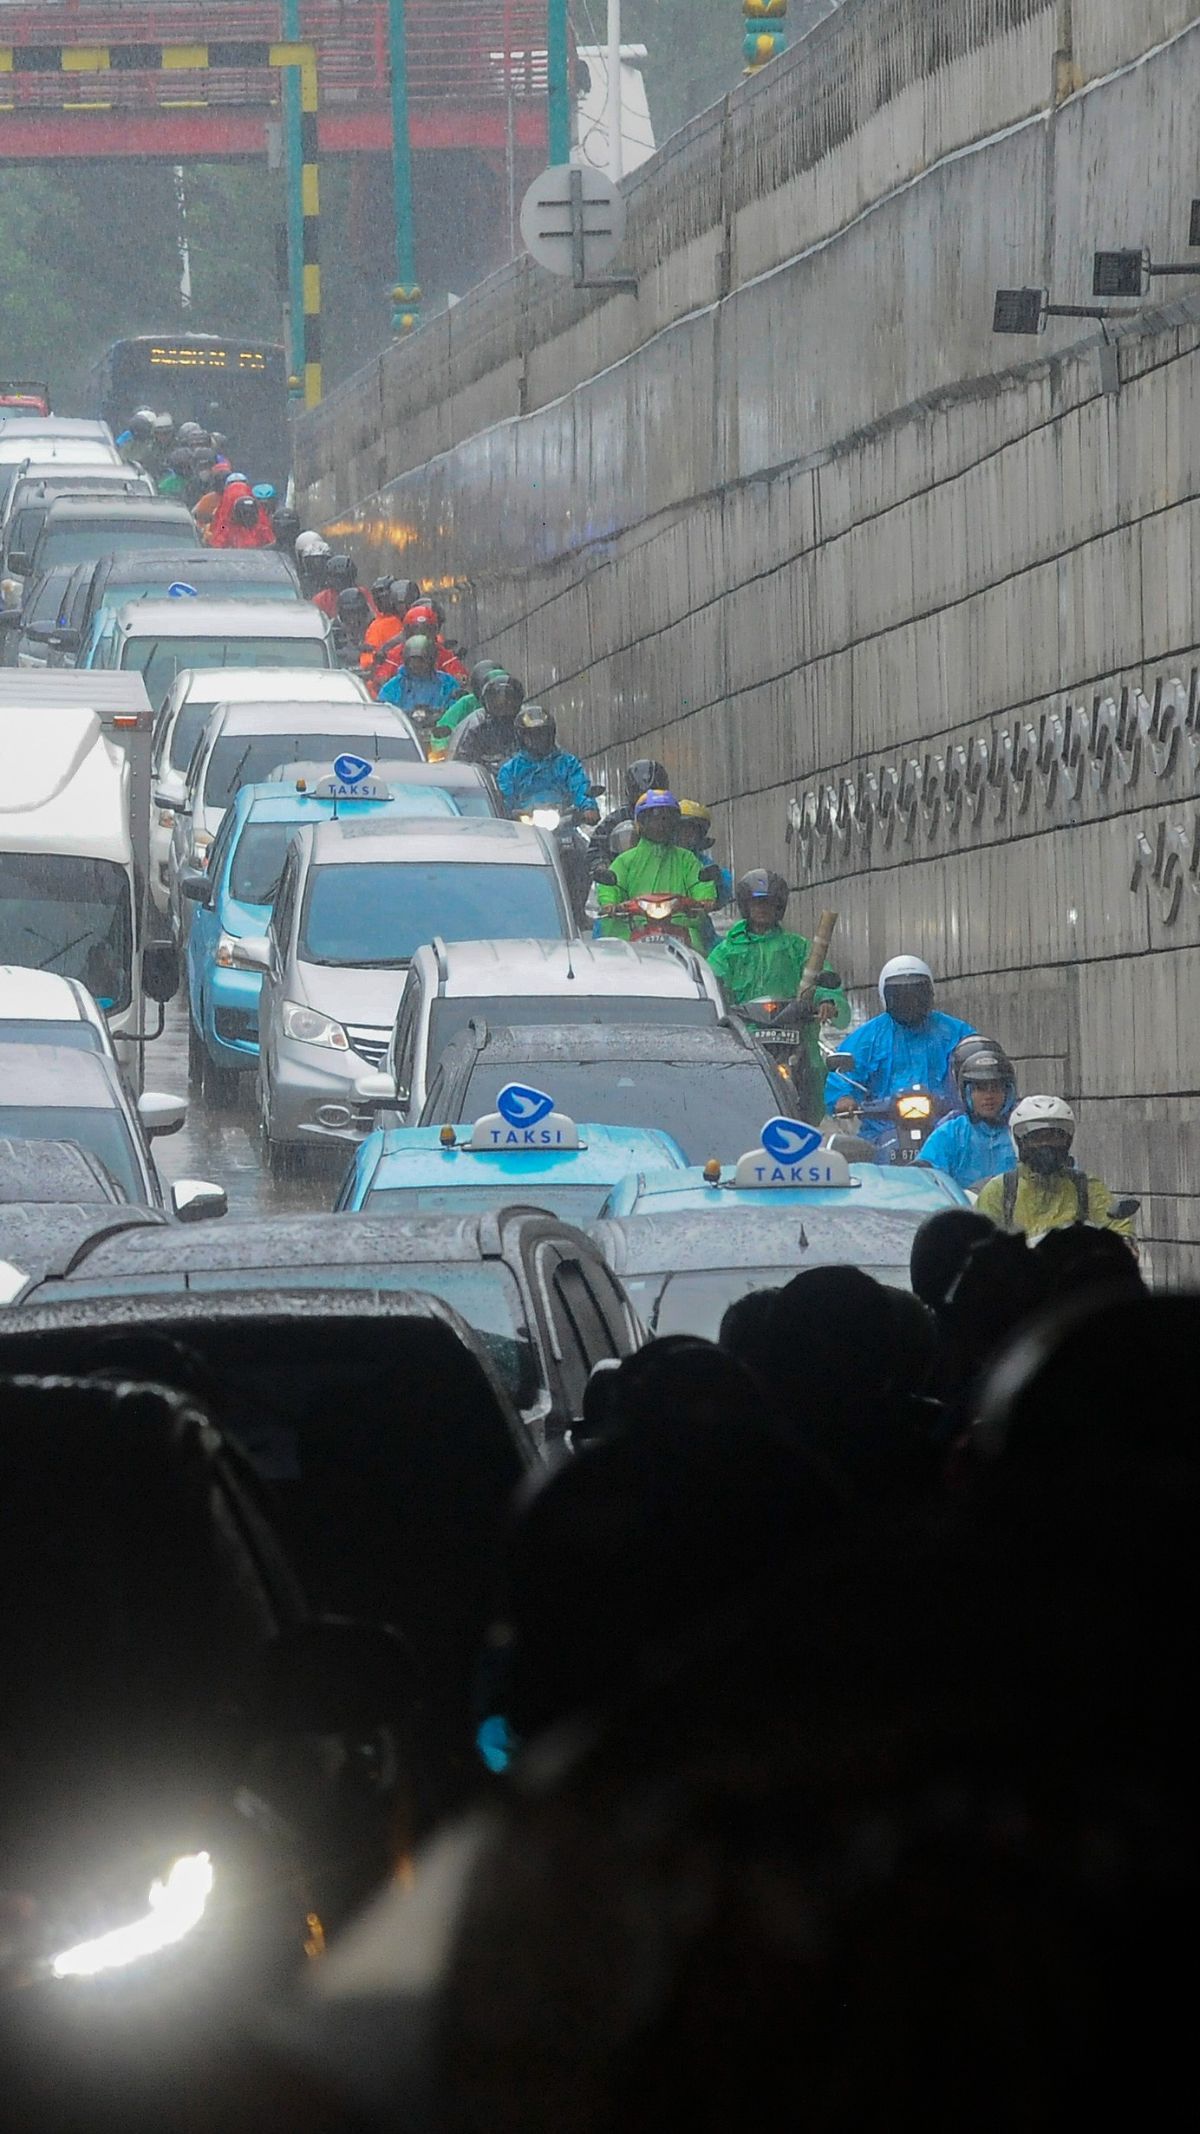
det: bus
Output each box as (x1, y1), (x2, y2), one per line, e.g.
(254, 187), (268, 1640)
(86, 335), (291, 494)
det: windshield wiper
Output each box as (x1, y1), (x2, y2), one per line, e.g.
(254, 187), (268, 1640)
(34, 925), (102, 973)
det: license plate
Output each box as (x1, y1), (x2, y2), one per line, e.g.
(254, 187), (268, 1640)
(758, 1028), (801, 1045)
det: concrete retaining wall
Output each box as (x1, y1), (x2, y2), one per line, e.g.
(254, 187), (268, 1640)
(297, 0), (1200, 1282)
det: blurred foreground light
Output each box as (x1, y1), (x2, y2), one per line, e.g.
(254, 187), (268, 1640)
(51, 1853), (213, 1980)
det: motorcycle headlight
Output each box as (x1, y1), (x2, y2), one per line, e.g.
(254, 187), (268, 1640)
(282, 1001), (349, 1050)
(528, 808), (561, 831)
(50, 1852), (214, 1981)
(641, 898), (674, 919)
(896, 1092), (932, 1121)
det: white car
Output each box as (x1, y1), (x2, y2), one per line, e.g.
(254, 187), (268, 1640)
(150, 665), (374, 919)
(0, 965), (118, 1058)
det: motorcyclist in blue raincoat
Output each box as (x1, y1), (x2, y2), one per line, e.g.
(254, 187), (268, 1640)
(920, 1036), (1019, 1188)
(496, 705), (596, 816)
(823, 954), (976, 1141)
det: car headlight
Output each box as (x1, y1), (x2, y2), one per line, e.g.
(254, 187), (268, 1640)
(282, 1000), (349, 1050)
(51, 1852), (214, 1981)
(216, 933), (263, 973)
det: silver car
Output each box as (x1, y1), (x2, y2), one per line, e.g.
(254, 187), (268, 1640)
(244, 816), (574, 1172)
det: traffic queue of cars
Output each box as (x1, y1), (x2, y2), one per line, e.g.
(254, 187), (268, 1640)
(0, 400), (968, 2020)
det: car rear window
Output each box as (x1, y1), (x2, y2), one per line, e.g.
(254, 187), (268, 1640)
(204, 728), (420, 808)
(130, 634), (329, 705)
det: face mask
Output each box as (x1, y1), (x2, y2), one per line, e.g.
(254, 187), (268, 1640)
(1023, 1140), (1071, 1176)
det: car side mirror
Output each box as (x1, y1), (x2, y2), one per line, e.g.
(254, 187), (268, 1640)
(171, 1178), (228, 1223)
(257, 1618), (417, 1735)
(354, 1069), (397, 1104)
(142, 938), (179, 1002)
(154, 770), (187, 811)
(179, 865), (213, 906)
(138, 1090), (187, 1138)
(825, 1052), (856, 1075)
(7, 550), (28, 576)
(27, 621), (80, 650)
(0, 610), (21, 632)
(234, 935), (272, 975)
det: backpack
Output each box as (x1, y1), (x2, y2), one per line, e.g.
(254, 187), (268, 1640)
(1003, 1166), (1089, 1226)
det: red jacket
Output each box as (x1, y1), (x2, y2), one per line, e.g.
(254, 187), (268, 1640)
(208, 482), (276, 549)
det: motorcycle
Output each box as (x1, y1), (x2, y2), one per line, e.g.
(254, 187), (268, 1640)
(516, 804), (593, 924)
(822, 1052), (943, 1164)
(609, 892), (711, 944)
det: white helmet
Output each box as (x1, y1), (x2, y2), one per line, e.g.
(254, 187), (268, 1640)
(1010, 1094), (1075, 1147)
(878, 953), (933, 1006)
(294, 531), (332, 560)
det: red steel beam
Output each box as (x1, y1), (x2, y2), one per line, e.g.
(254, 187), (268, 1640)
(0, 104), (547, 159)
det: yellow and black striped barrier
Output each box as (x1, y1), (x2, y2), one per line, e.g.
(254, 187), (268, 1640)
(0, 40), (322, 405)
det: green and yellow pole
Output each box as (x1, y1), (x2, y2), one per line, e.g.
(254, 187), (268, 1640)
(743, 0), (787, 72)
(281, 0), (305, 384)
(547, 0), (570, 164)
(389, 0), (421, 335)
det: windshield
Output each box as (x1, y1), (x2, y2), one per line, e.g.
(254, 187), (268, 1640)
(97, 571), (297, 619)
(228, 821), (295, 906)
(364, 1181), (611, 1222)
(0, 1104), (143, 1203)
(623, 1265), (912, 1338)
(0, 1019), (102, 1053)
(457, 1057), (777, 1163)
(129, 634), (329, 704)
(429, 993), (713, 1062)
(36, 524), (195, 573)
(204, 729), (420, 809)
(300, 861), (566, 968)
(0, 855), (132, 1012)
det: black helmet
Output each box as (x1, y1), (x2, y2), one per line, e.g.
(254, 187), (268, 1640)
(338, 587), (371, 631)
(515, 704), (556, 749)
(270, 505), (300, 544)
(231, 494), (259, 527)
(951, 1036), (1015, 1104)
(323, 554), (357, 592)
(625, 758), (669, 808)
(470, 658), (502, 696)
(128, 410), (155, 440)
(176, 421), (208, 447)
(166, 447), (194, 474)
(371, 575), (396, 603)
(735, 869), (789, 921)
(482, 671), (523, 716)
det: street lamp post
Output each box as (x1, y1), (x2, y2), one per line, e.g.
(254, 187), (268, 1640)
(389, 0), (421, 334)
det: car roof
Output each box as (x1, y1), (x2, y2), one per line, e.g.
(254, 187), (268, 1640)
(609, 1163), (971, 1215)
(8, 466), (146, 493)
(209, 700), (413, 739)
(40, 497), (194, 525)
(384, 759), (491, 790)
(441, 1020), (755, 1063)
(94, 549), (298, 588)
(115, 598), (328, 635)
(173, 665), (367, 704)
(307, 817), (554, 866)
(234, 779), (457, 827)
(15, 1209), (549, 1284)
(428, 935), (715, 999)
(590, 1203), (930, 1275)
(0, 417), (111, 440)
(0, 1138), (118, 1205)
(0, 1043), (128, 1107)
(370, 1123), (688, 1188)
(0, 670), (153, 719)
(0, 967), (93, 1022)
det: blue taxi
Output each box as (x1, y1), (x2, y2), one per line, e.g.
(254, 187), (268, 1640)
(589, 1117), (970, 1337)
(334, 1082), (689, 1224)
(183, 759), (458, 1103)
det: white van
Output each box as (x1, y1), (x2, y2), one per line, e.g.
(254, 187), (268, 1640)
(0, 704), (175, 1087)
(88, 597), (335, 709)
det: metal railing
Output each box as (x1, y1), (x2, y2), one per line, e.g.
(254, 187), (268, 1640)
(0, 2), (553, 108)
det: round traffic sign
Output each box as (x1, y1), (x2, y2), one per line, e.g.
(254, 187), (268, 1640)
(519, 163), (625, 279)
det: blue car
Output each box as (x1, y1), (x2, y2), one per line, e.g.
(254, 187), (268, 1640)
(335, 1081), (689, 1224)
(601, 1117), (971, 1218)
(184, 763), (458, 1102)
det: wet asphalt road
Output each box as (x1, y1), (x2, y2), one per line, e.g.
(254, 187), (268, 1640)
(148, 993), (339, 1219)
